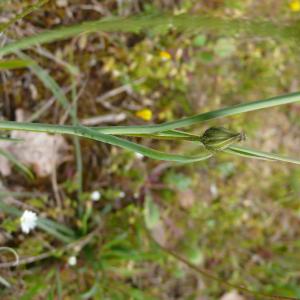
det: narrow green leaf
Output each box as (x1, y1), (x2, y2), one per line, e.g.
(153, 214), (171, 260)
(16, 51), (72, 116)
(38, 218), (75, 237)
(91, 92), (300, 134)
(127, 130), (200, 141)
(0, 0), (49, 33)
(0, 122), (213, 163)
(0, 59), (34, 70)
(55, 269), (63, 300)
(0, 120), (299, 165)
(72, 126), (213, 163)
(0, 14), (298, 57)
(0, 91), (299, 137)
(0, 148), (34, 180)
(226, 145), (300, 165)
(80, 281), (99, 299)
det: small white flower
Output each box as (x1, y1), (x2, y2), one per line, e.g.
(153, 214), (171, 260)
(135, 153), (144, 160)
(91, 191), (101, 202)
(119, 191), (125, 198)
(20, 210), (38, 234)
(68, 256), (77, 266)
(210, 183), (218, 198)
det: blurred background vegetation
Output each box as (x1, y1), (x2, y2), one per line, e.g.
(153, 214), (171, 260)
(0, 0), (300, 299)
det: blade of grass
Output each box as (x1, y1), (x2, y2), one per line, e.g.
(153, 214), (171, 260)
(17, 50), (85, 215)
(0, 0), (49, 33)
(0, 14), (298, 57)
(127, 130), (200, 141)
(0, 59), (34, 70)
(0, 191), (46, 198)
(0, 91), (300, 135)
(55, 269), (63, 300)
(42, 223), (74, 242)
(17, 51), (86, 216)
(38, 218), (75, 237)
(26, 85), (73, 122)
(1, 91), (299, 136)
(34, 46), (79, 76)
(0, 148), (34, 179)
(75, 125), (213, 163)
(70, 79), (83, 197)
(91, 92), (300, 134)
(226, 145), (300, 165)
(16, 51), (72, 115)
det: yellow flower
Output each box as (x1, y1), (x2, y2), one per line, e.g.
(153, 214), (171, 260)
(159, 50), (171, 61)
(135, 109), (153, 121)
(290, 0), (300, 11)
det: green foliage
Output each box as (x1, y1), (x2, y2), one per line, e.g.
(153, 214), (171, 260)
(0, 148), (33, 180)
(1, 13), (300, 57)
(0, 59), (34, 70)
(1, 1), (300, 299)
(1, 218), (19, 233)
(0, 0), (50, 33)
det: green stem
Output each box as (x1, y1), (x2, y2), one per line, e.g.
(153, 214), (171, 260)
(0, 121), (212, 163)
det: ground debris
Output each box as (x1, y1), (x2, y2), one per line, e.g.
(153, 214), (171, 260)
(0, 110), (68, 177)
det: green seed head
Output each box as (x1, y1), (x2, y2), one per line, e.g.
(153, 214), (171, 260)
(200, 127), (245, 151)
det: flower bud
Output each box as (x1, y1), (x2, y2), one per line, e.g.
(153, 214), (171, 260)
(200, 127), (245, 151)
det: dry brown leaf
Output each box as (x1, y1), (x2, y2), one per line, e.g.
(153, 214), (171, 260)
(0, 132), (68, 177)
(0, 109), (69, 177)
(11, 131), (68, 177)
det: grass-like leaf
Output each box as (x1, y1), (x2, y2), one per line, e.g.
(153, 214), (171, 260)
(0, 59), (34, 70)
(226, 145), (300, 165)
(75, 126), (213, 163)
(16, 51), (72, 115)
(0, 148), (34, 179)
(0, 122), (213, 163)
(0, 0), (49, 33)
(0, 14), (298, 57)
(91, 92), (300, 134)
